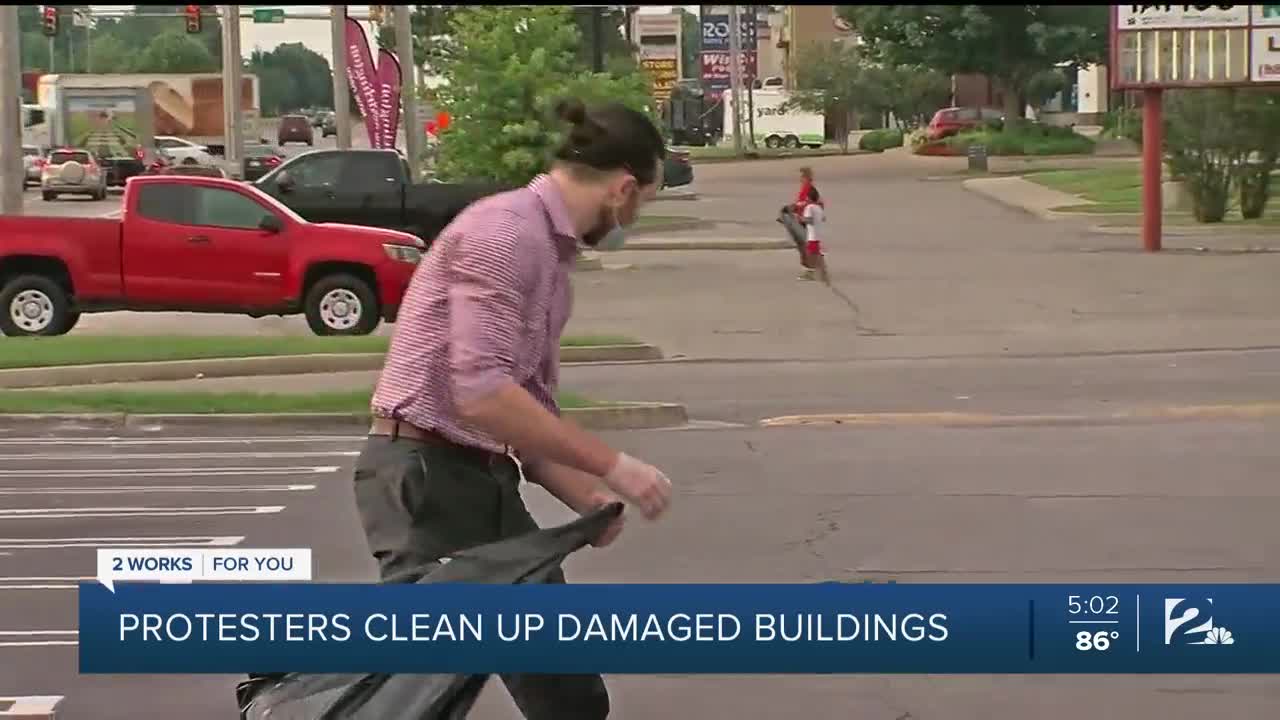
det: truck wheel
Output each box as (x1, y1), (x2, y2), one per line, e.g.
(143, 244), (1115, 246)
(765, 135), (783, 149)
(0, 275), (75, 337)
(304, 274), (380, 336)
(42, 191), (56, 201)
(783, 135), (801, 149)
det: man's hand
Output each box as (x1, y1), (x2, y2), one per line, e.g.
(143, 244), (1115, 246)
(586, 491), (625, 548)
(602, 453), (672, 520)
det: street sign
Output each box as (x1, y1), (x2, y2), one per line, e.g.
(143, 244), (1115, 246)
(252, 8), (285, 24)
(71, 8), (91, 27)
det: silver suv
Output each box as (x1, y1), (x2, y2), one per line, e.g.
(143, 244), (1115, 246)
(41, 148), (108, 201)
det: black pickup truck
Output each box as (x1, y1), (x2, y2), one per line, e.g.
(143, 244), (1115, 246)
(253, 149), (505, 243)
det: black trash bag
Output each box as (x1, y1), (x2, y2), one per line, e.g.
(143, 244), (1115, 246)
(777, 205), (808, 267)
(236, 502), (623, 720)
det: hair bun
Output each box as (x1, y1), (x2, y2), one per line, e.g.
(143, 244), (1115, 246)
(554, 98), (587, 126)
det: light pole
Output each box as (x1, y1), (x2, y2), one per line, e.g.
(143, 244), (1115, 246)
(394, 4), (420, 179)
(727, 4), (743, 157)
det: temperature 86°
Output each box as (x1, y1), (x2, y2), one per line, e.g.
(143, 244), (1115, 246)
(1075, 630), (1120, 651)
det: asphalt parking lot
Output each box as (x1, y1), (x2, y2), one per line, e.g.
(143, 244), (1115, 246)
(0, 424), (377, 719)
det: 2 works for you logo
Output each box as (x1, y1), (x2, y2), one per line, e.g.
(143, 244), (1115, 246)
(1164, 597), (1235, 645)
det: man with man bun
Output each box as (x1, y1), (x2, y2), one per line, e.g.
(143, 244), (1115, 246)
(351, 97), (672, 718)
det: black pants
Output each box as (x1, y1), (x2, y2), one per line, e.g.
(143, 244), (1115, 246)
(352, 434), (610, 720)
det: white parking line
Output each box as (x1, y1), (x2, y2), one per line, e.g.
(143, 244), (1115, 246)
(0, 483), (316, 496)
(0, 435), (361, 446)
(0, 630), (78, 648)
(0, 466), (340, 478)
(0, 536), (243, 549)
(0, 577), (93, 590)
(0, 696), (66, 714)
(0, 505), (284, 520)
(0, 451), (358, 461)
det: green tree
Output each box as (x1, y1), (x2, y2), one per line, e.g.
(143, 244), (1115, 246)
(247, 43), (334, 116)
(1230, 90), (1280, 219)
(375, 5), (456, 70)
(880, 64), (952, 129)
(130, 31), (219, 73)
(841, 5), (1107, 119)
(790, 41), (877, 153)
(433, 5), (653, 185)
(85, 34), (133, 74)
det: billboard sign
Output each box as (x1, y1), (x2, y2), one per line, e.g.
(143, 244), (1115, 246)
(642, 58), (679, 101)
(1252, 26), (1280, 79)
(1116, 4), (1249, 29)
(699, 7), (757, 52)
(1111, 5), (1280, 88)
(700, 50), (759, 92)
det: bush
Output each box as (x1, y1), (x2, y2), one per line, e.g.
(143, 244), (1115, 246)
(944, 122), (1095, 156)
(859, 128), (904, 152)
(1101, 108), (1142, 145)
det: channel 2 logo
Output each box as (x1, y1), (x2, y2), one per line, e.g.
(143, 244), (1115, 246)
(1164, 597), (1235, 645)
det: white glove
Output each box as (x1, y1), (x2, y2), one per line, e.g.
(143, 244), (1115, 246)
(602, 452), (672, 520)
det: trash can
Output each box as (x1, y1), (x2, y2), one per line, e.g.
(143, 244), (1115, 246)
(967, 144), (988, 172)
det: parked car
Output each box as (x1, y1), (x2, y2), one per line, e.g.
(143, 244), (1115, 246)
(925, 107), (1005, 141)
(278, 114), (314, 146)
(662, 149), (693, 189)
(321, 112), (337, 138)
(0, 175), (424, 337)
(253, 149), (504, 243)
(242, 144), (287, 182)
(22, 145), (45, 188)
(40, 148), (108, 201)
(154, 135), (216, 166)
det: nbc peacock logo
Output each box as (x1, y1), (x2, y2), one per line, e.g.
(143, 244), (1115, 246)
(1164, 597), (1236, 646)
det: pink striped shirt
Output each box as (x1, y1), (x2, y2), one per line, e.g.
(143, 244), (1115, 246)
(371, 174), (578, 453)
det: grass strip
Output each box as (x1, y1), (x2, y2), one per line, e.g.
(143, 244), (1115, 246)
(0, 334), (641, 369)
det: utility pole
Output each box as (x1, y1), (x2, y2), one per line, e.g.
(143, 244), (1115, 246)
(220, 6), (243, 168)
(745, 5), (756, 150)
(727, 4), (743, 157)
(0, 5), (23, 215)
(331, 5), (352, 150)
(394, 4), (420, 180)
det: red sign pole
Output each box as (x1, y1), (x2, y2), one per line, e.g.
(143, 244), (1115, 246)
(1141, 88), (1163, 253)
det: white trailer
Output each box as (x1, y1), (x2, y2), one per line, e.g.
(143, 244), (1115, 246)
(722, 90), (825, 149)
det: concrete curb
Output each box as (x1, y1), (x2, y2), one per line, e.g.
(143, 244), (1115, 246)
(759, 402), (1280, 429)
(574, 254), (605, 271)
(629, 219), (717, 236)
(961, 177), (1075, 221)
(623, 238), (792, 251)
(0, 346), (663, 388)
(1088, 223), (1280, 239)
(0, 403), (689, 432)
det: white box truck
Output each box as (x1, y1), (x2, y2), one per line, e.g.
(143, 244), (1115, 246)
(722, 90), (825, 149)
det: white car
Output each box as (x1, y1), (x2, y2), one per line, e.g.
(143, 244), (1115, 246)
(154, 136), (215, 166)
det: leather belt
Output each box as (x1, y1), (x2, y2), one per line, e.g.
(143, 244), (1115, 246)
(369, 417), (511, 466)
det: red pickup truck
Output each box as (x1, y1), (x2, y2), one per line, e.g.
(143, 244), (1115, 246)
(0, 175), (424, 337)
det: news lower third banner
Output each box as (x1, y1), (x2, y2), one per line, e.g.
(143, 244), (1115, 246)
(79, 584), (1280, 674)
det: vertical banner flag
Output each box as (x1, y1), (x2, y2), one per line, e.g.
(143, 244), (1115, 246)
(344, 16), (383, 147)
(375, 47), (403, 151)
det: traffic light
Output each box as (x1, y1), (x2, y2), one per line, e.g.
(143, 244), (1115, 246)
(41, 6), (58, 37)
(185, 5), (202, 34)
